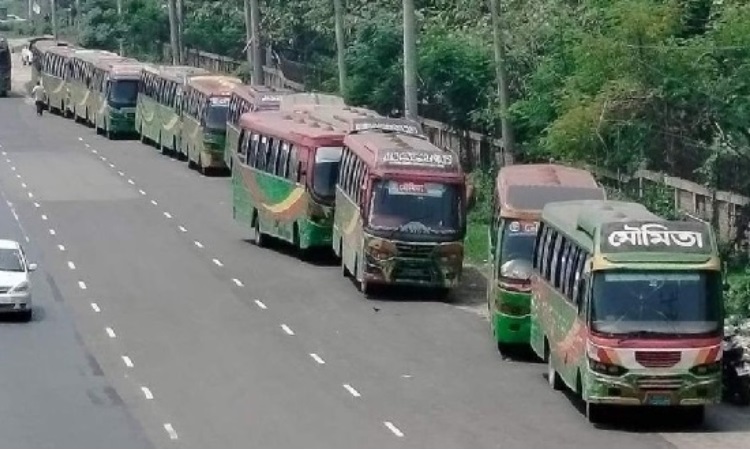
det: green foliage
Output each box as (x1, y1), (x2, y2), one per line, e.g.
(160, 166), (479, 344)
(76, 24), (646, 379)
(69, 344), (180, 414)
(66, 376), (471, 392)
(726, 269), (750, 322)
(79, 0), (123, 50)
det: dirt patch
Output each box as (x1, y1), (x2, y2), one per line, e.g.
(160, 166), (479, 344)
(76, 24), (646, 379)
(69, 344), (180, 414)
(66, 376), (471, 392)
(452, 263), (490, 319)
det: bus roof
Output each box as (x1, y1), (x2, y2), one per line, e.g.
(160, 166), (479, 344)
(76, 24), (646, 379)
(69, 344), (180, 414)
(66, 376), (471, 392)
(239, 109), (348, 147)
(287, 104), (383, 132)
(343, 124), (462, 181)
(44, 44), (77, 57)
(142, 65), (211, 83)
(542, 200), (717, 265)
(29, 36), (68, 51)
(232, 84), (294, 110)
(102, 61), (145, 78)
(496, 164), (605, 220)
(279, 93), (346, 110)
(70, 49), (123, 63)
(187, 75), (242, 96)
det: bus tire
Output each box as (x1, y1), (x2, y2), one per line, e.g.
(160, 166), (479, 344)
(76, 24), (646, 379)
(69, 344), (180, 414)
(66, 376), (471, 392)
(585, 402), (604, 424)
(547, 353), (565, 391)
(252, 217), (265, 247)
(683, 406), (705, 427)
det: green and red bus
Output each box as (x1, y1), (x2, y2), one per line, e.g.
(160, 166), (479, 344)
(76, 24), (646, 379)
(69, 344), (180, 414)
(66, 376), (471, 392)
(231, 105), (381, 254)
(34, 41), (75, 114)
(530, 199), (723, 424)
(225, 85), (293, 172)
(84, 59), (144, 138)
(178, 74), (241, 173)
(333, 118), (466, 297)
(487, 164), (605, 352)
(136, 65), (210, 154)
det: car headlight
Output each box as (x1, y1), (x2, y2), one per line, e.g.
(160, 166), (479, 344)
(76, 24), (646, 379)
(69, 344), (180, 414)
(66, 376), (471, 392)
(10, 281), (28, 293)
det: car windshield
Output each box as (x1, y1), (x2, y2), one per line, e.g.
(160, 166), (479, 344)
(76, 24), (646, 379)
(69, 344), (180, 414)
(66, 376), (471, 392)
(498, 220), (538, 278)
(108, 80), (138, 107)
(0, 248), (23, 272)
(312, 146), (343, 201)
(591, 270), (721, 336)
(205, 103), (229, 131)
(368, 180), (461, 236)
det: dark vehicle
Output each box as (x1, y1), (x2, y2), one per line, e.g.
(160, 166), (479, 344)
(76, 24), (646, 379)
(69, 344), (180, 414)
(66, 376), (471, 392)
(722, 331), (750, 406)
(0, 37), (10, 97)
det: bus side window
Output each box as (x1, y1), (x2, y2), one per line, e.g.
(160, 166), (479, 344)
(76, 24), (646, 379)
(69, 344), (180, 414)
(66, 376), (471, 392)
(550, 234), (564, 289)
(533, 223), (545, 270)
(257, 136), (268, 171)
(572, 254), (587, 309)
(340, 150), (351, 192)
(557, 240), (571, 290)
(278, 142), (290, 178)
(564, 246), (579, 297)
(289, 145), (299, 182)
(544, 231), (557, 281)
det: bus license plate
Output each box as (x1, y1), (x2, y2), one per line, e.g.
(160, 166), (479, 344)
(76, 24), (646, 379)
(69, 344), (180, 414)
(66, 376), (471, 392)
(646, 393), (671, 406)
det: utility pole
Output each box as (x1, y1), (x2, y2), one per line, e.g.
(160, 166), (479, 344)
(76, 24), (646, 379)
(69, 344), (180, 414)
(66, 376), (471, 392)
(243, 0), (252, 80)
(176, 0), (184, 63)
(489, 0), (515, 161)
(333, 0), (346, 96)
(402, 0), (418, 121)
(250, 0), (263, 84)
(167, 0), (179, 64)
(50, 0), (58, 39)
(116, 0), (124, 56)
(28, 0), (32, 21)
(74, 0), (80, 39)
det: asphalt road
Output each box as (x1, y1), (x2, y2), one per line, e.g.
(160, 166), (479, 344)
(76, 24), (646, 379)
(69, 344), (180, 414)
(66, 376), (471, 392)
(1, 54), (749, 448)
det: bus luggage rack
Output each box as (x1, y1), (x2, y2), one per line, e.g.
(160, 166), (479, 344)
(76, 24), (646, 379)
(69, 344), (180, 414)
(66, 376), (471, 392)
(635, 351), (682, 368)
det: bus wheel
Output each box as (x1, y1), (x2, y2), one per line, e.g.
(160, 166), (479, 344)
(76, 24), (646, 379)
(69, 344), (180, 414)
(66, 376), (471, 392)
(585, 402), (604, 424)
(252, 219), (265, 247)
(547, 355), (565, 391)
(682, 406), (705, 427)
(106, 127), (113, 140)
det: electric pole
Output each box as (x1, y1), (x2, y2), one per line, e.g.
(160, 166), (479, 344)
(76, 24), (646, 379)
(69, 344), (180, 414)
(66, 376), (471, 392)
(489, 0), (515, 161)
(116, 0), (124, 56)
(402, 0), (418, 121)
(176, 0), (184, 63)
(243, 0), (252, 79)
(333, 0), (347, 96)
(250, 0), (263, 84)
(74, 0), (80, 39)
(50, 0), (58, 39)
(167, 0), (179, 64)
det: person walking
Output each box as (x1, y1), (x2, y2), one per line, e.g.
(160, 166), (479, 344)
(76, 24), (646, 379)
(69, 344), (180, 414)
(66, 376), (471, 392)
(31, 81), (45, 116)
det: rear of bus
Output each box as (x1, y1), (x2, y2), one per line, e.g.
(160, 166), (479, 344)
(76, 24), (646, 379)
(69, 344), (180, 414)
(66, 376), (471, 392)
(488, 165), (605, 350)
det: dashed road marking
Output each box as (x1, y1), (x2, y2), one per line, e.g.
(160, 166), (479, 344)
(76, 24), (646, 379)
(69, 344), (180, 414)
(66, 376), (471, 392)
(1, 151), (5, 155)
(15, 174), (20, 179)
(117, 171), (124, 177)
(67, 261), (76, 270)
(102, 156), (107, 161)
(27, 192), (33, 198)
(232, 278), (244, 287)
(163, 423), (178, 440)
(254, 299), (267, 310)
(92, 149), (97, 154)
(141, 386), (154, 400)
(194, 241), (203, 249)
(33, 202), (40, 208)
(310, 353), (325, 364)
(122, 356), (134, 368)
(105, 327), (116, 338)
(78, 137), (83, 141)
(212, 258), (223, 267)
(164, 212), (172, 219)
(49, 229), (56, 235)
(138, 189), (146, 196)
(84, 143), (90, 148)
(78, 281), (87, 290)
(343, 384), (361, 398)
(128, 179), (135, 185)
(41, 214), (47, 220)
(5, 158), (9, 162)
(384, 421), (404, 437)
(281, 324), (295, 336)
(109, 163), (115, 168)
(10, 166), (15, 171)
(20, 182), (26, 188)
(178, 225), (187, 232)
(91, 302), (101, 312)
(58, 244), (65, 251)
(151, 200), (158, 206)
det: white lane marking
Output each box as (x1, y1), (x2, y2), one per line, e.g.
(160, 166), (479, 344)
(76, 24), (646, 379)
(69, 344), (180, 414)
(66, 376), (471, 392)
(163, 212), (172, 219)
(15, 174), (20, 179)
(310, 353), (325, 365)
(194, 241), (203, 249)
(254, 299), (267, 310)
(109, 163), (115, 168)
(20, 182), (26, 188)
(122, 356), (134, 368)
(10, 166), (15, 171)
(92, 149), (97, 154)
(128, 179), (135, 185)
(150, 199), (158, 206)
(384, 421), (404, 437)
(5, 158), (9, 162)
(105, 327), (116, 338)
(281, 324), (295, 336)
(212, 258), (223, 267)
(41, 214), (47, 220)
(117, 171), (124, 177)
(178, 225), (187, 232)
(25, 236), (29, 242)
(78, 137), (83, 141)
(1, 151), (5, 155)
(141, 386), (154, 400)
(27, 192), (33, 199)
(91, 302), (101, 312)
(33, 202), (39, 208)
(102, 156), (107, 161)
(343, 384), (361, 398)
(138, 189), (146, 196)
(67, 261), (76, 270)
(58, 244), (65, 251)
(85, 143), (90, 148)
(163, 423), (178, 440)
(49, 229), (56, 235)
(78, 281), (87, 290)
(232, 278), (243, 287)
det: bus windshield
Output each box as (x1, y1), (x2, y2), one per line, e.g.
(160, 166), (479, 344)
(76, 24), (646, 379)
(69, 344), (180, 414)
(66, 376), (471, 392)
(312, 146), (343, 201)
(108, 80), (138, 107)
(498, 220), (538, 280)
(205, 103), (229, 131)
(368, 180), (461, 237)
(591, 270), (721, 336)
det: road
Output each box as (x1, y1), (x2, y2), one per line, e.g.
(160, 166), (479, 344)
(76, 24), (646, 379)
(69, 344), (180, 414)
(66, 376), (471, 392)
(2, 47), (750, 448)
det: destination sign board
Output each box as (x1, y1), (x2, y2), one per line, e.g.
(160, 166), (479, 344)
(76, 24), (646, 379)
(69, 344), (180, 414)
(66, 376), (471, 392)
(381, 151), (454, 169)
(600, 221), (711, 254)
(351, 118), (423, 136)
(507, 220), (538, 235)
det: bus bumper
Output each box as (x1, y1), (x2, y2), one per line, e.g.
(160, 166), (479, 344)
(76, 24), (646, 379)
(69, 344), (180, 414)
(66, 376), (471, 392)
(200, 150), (228, 169)
(109, 115), (136, 133)
(492, 312), (530, 344)
(584, 370), (721, 406)
(300, 221), (333, 248)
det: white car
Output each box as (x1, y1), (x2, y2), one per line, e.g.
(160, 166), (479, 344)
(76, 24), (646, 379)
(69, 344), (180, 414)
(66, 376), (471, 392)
(0, 239), (36, 321)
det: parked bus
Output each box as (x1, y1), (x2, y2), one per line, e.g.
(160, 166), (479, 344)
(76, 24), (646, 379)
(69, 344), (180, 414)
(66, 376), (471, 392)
(278, 92), (345, 111)
(333, 118), (466, 297)
(37, 44), (77, 114)
(67, 49), (129, 124)
(487, 164), (606, 352)
(232, 106), (381, 254)
(0, 37), (11, 97)
(225, 85), (293, 172)
(530, 199), (722, 425)
(179, 74), (241, 173)
(136, 65), (210, 154)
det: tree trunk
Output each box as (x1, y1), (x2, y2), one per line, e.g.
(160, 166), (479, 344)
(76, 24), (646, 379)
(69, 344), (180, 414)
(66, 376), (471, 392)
(402, 0), (418, 121)
(333, 0), (347, 97)
(489, 0), (514, 164)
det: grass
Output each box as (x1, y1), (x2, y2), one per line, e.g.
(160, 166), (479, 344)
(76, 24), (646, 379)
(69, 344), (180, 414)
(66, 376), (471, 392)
(465, 221), (489, 265)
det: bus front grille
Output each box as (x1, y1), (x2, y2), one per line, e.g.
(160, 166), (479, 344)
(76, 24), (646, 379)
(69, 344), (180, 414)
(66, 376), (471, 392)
(395, 243), (434, 259)
(636, 376), (683, 390)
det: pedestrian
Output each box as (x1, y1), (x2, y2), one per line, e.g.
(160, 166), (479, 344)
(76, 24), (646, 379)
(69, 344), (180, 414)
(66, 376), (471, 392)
(31, 81), (45, 116)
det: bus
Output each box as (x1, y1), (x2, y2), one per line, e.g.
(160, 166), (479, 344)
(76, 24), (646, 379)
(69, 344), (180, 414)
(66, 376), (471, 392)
(178, 74), (241, 174)
(37, 44), (76, 115)
(136, 65), (211, 155)
(67, 49), (129, 125)
(83, 59), (144, 138)
(487, 164), (606, 352)
(225, 85), (293, 172)
(333, 118), (466, 297)
(530, 200), (723, 425)
(0, 37), (11, 97)
(232, 105), (381, 254)
(278, 92), (345, 111)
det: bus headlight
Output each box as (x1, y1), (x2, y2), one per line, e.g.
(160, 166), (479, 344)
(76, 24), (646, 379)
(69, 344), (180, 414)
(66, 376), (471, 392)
(588, 357), (628, 376)
(689, 362), (721, 376)
(367, 239), (396, 261)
